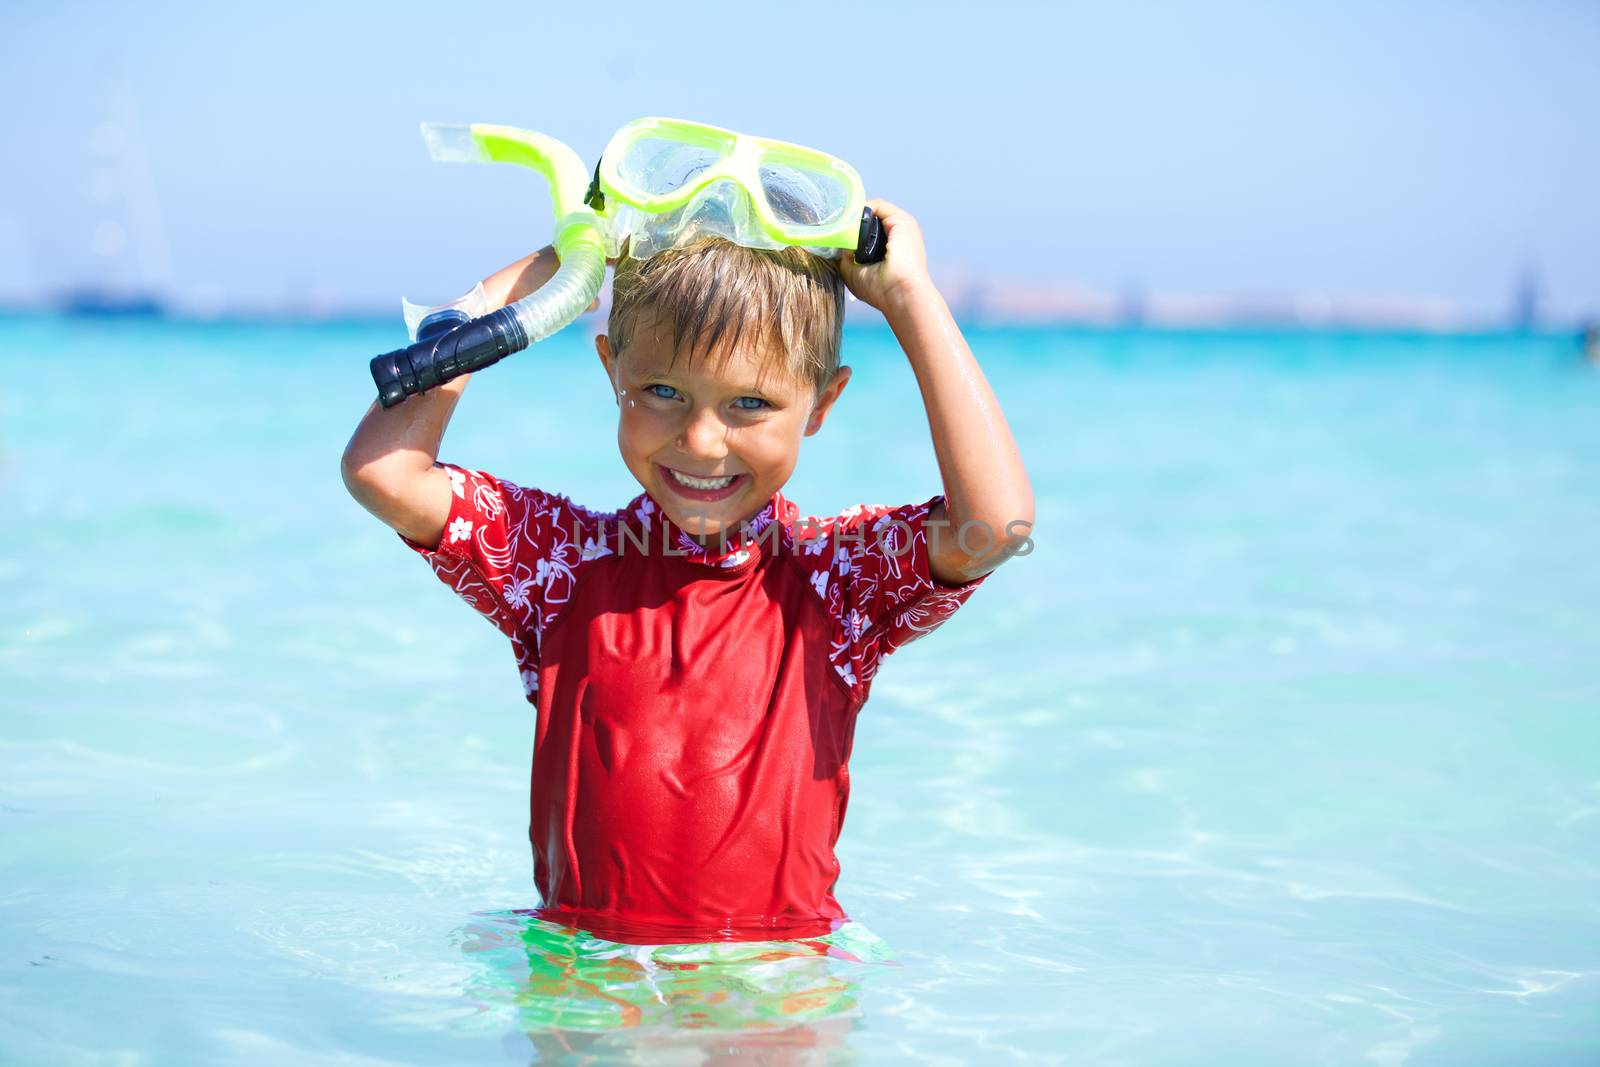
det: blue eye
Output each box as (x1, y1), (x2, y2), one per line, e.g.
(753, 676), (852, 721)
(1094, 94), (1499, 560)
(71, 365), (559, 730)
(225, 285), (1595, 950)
(642, 384), (767, 409)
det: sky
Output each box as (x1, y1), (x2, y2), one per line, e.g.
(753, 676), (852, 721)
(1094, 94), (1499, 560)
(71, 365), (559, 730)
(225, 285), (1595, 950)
(2, 0), (1597, 321)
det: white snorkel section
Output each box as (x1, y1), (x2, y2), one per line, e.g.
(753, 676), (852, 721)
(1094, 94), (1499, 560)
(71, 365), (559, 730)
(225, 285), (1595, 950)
(369, 123), (607, 408)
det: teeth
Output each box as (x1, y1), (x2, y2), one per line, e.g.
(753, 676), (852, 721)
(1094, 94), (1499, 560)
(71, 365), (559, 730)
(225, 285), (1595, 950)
(669, 469), (736, 490)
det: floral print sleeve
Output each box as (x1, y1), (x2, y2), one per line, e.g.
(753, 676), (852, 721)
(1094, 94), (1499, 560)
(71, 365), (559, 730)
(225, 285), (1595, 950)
(796, 494), (992, 699)
(397, 463), (613, 699)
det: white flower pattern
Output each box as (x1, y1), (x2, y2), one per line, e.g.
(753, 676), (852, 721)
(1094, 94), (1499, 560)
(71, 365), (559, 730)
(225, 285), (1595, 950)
(795, 497), (987, 698)
(502, 566), (537, 612)
(845, 609), (868, 642)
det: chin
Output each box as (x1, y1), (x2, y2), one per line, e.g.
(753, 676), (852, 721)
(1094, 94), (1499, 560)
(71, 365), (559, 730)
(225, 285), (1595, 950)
(663, 498), (742, 535)
(664, 490), (770, 541)
(672, 514), (724, 537)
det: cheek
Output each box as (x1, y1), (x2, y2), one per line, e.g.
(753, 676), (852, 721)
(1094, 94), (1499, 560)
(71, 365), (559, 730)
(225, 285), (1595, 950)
(737, 420), (807, 477)
(617, 405), (670, 456)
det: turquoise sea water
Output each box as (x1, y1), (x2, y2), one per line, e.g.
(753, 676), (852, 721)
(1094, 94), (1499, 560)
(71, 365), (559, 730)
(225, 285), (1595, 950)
(2, 313), (1598, 1065)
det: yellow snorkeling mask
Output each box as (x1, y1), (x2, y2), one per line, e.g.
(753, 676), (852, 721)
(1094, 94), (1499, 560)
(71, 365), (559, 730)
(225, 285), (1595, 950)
(586, 117), (886, 262)
(370, 118), (883, 409)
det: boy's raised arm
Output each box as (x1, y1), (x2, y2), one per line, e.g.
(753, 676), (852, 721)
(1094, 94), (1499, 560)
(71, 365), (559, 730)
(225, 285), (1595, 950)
(339, 244), (562, 548)
(838, 200), (1035, 587)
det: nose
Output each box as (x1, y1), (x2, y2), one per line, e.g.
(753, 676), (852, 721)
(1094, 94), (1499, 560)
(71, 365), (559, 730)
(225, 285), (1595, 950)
(676, 403), (729, 460)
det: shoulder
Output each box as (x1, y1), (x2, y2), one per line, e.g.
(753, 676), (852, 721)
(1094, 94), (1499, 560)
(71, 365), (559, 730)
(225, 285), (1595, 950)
(423, 462), (637, 584)
(439, 464), (621, 530)
(787, 492), (991, 636)
(779, 495), (941, 612)
(786, 496), (943, 568)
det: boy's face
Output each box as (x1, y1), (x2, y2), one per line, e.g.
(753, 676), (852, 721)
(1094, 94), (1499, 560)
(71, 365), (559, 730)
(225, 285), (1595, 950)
(595, 316), (850, 541)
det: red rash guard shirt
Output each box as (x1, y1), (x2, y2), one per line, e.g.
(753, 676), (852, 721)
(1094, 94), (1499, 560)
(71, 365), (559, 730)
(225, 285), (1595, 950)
(401, 463), (990, 944)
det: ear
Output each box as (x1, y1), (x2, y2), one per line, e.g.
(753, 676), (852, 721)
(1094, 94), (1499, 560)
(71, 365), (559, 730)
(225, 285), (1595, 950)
(803, 365), (851, 437)
(595, 334), (619, 404)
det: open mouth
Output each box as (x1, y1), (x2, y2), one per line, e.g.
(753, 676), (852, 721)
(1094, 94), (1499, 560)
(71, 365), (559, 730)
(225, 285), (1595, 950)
(659, 464), (747, 501)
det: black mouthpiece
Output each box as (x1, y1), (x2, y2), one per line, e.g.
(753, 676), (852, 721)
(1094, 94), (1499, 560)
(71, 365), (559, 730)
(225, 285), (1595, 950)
(370, 308), (527, 408)
(855, 208), (887, 264)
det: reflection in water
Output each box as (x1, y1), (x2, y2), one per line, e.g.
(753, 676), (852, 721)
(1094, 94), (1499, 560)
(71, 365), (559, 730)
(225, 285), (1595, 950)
(11, 325), (1600, 1062)
(453, 910), (896, 1064)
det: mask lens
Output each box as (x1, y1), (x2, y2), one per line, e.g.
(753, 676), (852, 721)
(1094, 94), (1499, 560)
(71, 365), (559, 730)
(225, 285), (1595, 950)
(616, 136), (727, 197)
(758, 163), (852, 227)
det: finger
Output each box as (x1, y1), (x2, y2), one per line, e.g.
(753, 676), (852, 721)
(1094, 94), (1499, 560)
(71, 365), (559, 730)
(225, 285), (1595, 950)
(864, 197), (909, 224)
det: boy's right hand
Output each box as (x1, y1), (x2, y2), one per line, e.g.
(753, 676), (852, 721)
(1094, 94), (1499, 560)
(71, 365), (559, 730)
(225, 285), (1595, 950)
(483, 245), (562, 311)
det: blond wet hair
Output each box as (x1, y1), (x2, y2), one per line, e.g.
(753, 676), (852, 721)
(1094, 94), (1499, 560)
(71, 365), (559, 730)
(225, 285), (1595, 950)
(607, 237), (845, 397)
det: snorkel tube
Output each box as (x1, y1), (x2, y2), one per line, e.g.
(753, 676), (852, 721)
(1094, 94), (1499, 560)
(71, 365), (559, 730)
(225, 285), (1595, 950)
(369, 124), (607, 408)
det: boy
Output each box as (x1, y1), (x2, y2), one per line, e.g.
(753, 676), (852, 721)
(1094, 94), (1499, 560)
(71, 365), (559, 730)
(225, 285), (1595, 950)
(340, 200), (1033, 945)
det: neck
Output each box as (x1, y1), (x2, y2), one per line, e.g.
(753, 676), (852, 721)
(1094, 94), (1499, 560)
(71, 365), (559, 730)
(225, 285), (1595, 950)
(645, 489), (784, 563)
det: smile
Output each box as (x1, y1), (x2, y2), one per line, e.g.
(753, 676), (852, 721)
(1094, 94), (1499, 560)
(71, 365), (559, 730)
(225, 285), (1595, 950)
(659, 464), (747, 500)
(668, 469), (736, 490)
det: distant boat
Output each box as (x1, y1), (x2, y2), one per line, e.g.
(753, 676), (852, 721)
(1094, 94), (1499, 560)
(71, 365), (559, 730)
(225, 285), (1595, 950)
(55, 286), (167, 318)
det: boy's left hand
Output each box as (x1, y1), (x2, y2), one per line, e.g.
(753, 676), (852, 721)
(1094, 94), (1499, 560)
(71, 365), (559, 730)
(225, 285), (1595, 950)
(838, 198), (934, 315)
